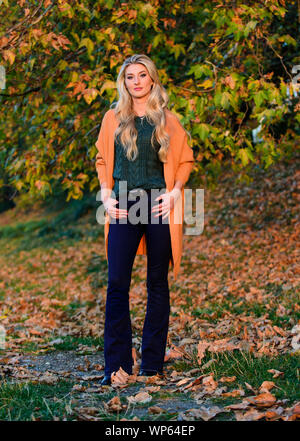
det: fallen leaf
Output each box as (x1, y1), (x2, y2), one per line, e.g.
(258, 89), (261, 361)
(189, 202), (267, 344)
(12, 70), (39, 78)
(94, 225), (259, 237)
(225, 400), (250, 410)
(186, 406), (227, 421)
(38, 372), (58, 385)
(127, 391), (152, 404)
(183, 376), (205, 390)
(143, 385), (161, 393)
(222, 389), (245, 398)
(148, 406), (165, 414)
(282, 402), (300, 421)
(244, 382), (256, 393)
(267, 369), (284, 378)
(259, 381), (276, 393)
(246, 392), (277, 408)
(197, 341), (210, 365)
(106, 396), (122, 412)
(202, 374), (218, 393)
(72, 384), (86, 392)
(235, 408), (266, 421)
(164, 345), (184, 362)
(75, 406), (100, 420)
(178, 338), (196, 346)
(219, 376), (236, 383)
(265, 410), (282, 421)
(132, 348), (139, 374)
(291, 333), (300, 351)
(176, 378), (191, 386)
(111, 367), (129, 385)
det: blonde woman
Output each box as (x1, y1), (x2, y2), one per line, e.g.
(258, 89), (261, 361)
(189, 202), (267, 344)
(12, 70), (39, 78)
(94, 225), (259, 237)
(95, 54), (194, 385)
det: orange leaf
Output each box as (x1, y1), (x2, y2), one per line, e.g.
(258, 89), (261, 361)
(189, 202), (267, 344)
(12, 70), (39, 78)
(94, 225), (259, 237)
(246, 392), (277, 408)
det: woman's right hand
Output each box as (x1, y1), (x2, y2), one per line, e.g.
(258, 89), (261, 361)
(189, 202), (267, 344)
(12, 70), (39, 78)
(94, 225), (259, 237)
(103, 197), (128, 219)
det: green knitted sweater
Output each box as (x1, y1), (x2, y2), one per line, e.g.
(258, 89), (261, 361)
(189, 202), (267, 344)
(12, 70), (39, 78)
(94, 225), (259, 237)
(112, 115), (166, 197)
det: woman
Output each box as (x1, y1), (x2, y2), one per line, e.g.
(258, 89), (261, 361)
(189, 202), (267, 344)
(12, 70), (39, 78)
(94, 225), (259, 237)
(95, 54), (194, 385)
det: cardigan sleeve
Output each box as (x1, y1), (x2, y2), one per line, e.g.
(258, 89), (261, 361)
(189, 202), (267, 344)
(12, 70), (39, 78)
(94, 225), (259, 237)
(95, 111), (109, 186)
(174, 128), (195, 187)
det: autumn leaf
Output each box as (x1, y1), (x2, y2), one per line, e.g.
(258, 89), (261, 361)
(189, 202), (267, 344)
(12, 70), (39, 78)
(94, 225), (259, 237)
(185, 406), (228, 421)
(148, 406), (165, 414)
(235, 408), (266, 421)
(246, 392), (277, 408)
(164, 344), (185, 362)
(175, 378), (191, 387)
(222, 389), (245, 398)
(267, 369), (284, 378)
(202, 374), (218, 393)
(197, 341), (210, 365)
(219, 376), (237, 383)
(259, 381), (276, 393)
(111, 366), (129, 386)
(37, 372), (58, 385)
(143, 385), (161, 393)
(127, 391), (152, 404)
(225, 400), (250, 411)
(3, 49), (15, 65)
(106, 396), (123, 412)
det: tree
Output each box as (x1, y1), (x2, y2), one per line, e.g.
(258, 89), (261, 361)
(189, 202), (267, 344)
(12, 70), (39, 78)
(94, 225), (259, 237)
(0, 0), (299, 202)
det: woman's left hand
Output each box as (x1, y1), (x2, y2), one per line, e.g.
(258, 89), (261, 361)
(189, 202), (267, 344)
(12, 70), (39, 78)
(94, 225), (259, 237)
(152, 188), (181, 219)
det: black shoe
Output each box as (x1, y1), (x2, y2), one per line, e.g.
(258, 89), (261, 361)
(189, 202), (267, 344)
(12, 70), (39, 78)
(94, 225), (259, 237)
(138, 369), (164, 376)
(100, 375), (111, 385)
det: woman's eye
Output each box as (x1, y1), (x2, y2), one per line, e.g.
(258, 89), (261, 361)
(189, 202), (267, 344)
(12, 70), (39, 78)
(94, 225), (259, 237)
(127, 74), (147, 79)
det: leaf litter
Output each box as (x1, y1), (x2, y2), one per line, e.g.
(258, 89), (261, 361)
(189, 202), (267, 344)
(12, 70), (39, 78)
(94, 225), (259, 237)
(0, 155), (299, 420)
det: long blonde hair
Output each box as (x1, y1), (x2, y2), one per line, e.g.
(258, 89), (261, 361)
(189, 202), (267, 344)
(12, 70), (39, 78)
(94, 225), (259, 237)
(110, 54), (170, 163)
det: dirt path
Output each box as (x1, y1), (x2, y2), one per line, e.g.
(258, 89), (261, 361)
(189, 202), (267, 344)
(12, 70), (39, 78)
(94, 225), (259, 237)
(7, 350), (214, 421)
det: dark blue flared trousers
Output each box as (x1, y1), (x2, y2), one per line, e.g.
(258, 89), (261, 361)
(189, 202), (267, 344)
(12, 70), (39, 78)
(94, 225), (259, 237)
(104, 189), (172, 376)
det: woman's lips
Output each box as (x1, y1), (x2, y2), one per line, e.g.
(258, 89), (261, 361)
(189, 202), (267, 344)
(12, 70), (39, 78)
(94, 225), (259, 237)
(134, 87), (142, 90)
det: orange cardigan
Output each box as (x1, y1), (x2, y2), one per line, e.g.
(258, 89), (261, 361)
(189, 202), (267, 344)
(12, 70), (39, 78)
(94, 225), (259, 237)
(95, 108), (194, 280)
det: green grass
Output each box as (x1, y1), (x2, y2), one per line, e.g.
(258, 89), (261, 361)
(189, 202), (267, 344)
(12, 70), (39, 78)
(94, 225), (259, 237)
(173, 349), (300, 405)
(0, 380), (75, 421)
(188, 282), (299, 327)
(0, 193), (103, 253)
(1, 335), (105, 354)
(62, 300), (97, 316)
(18, 340), (44, 353)
(49, 335), (104, 351)
(85, 252), (108, 289)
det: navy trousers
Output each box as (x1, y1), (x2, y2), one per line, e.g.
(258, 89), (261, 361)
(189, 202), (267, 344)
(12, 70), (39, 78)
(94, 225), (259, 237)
(104, 189), (172, 376)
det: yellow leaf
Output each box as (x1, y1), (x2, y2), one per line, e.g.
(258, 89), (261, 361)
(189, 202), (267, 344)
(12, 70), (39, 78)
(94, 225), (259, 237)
(199, 79), (213, 89)
(3, 50), (15, 65)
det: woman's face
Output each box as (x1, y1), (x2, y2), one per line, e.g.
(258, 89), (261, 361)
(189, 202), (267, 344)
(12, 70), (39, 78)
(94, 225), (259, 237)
(124, 63), (154, 99)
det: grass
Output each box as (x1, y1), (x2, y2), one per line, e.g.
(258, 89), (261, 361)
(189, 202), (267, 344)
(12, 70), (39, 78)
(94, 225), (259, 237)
(187, 282), (299, 327)
(0, 379), (192, 422)
(173, 349), (300, 405)
(0, 193), (103, 254)
(0, 335), (105, 354)
(62, 300), (98, 316)
(50, 335), (104, 351)
(86, 252), (108, 290)
(0, 380), (75, 421)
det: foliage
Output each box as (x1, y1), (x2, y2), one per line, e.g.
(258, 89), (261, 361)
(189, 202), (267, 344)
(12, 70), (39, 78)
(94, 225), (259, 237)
(0, 0), (299, 201)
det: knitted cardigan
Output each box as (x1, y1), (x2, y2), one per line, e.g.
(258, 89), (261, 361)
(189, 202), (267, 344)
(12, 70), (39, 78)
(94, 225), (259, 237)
(95, 108), (194, 280)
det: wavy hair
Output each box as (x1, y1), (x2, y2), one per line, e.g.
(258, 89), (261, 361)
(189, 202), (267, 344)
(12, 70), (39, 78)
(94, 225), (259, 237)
(110, 54), (170, 163)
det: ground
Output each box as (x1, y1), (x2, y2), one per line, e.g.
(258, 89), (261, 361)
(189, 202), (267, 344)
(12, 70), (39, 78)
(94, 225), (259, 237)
(0, 154), (299, 421)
